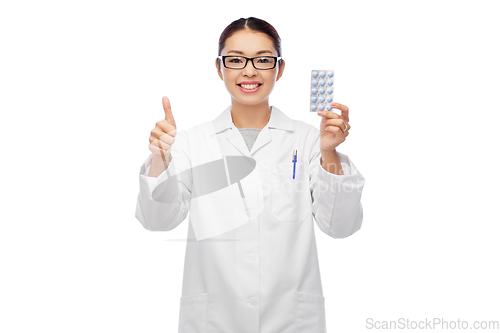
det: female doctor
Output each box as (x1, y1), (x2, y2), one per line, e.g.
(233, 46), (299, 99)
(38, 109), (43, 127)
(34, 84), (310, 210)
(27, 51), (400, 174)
(136, 17), (365, 333)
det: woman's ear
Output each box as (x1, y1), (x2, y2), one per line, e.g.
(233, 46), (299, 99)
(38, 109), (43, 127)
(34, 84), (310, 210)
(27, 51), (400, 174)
(216, 58), (223, 80)
(276, 59), (285, 82)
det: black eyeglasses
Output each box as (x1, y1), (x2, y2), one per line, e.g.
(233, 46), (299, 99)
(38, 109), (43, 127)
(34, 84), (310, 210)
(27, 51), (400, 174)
(218, 55), (282, 70)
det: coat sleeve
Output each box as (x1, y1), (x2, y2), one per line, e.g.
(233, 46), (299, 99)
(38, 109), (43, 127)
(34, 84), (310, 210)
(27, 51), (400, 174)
(309, 128), (365, 238)
(135, 130), (192, 231)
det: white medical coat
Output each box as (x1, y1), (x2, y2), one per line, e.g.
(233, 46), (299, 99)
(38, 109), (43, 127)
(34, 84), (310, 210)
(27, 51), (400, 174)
(135, 105), (365, 333)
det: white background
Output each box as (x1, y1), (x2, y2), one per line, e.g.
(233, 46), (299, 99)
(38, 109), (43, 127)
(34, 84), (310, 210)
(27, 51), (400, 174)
(1, 0), (499, 332)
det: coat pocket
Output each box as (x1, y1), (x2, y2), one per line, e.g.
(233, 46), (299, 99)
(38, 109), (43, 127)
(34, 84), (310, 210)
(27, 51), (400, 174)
(178, 292), (208, 333)
(296, 291), (326, 333)
(271, 162), (311, 222)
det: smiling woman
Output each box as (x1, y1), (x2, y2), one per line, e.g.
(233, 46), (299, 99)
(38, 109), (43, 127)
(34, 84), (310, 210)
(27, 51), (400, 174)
(136, 16), (366, 333)
(215, 22), (285, 128)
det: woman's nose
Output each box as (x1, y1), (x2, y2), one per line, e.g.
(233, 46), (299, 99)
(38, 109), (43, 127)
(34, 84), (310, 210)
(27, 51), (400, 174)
(242, 61), (257, 76)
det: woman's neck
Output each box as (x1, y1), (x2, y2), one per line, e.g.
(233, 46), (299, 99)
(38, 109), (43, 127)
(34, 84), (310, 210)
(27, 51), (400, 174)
(230, 99), (272, 129)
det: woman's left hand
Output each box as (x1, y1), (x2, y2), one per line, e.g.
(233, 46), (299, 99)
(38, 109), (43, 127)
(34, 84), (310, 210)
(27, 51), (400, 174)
(317, 102), (351, 152)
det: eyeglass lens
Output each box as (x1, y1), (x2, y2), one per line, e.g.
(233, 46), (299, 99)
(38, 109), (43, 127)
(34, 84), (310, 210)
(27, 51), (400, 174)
(224, 56), (276, 69)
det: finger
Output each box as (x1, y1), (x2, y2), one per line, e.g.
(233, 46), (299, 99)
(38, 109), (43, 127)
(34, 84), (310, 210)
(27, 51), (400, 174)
(331, 102), (349, 122)
(317, 110), (341, 120)
(156, 119), (177, 137)
(162, 96), (177, 128)
(324, 118), (346, 129)
(149, 139), (172, 154)
(150, 128), (175, 145)
(149, 137), (172, 150)
(324, 126), (339, 138)
(326, 125), (347, 140)
(324, 116), (351, 133)
(149, 137), (174, 159)
(149, 141), (171, 157)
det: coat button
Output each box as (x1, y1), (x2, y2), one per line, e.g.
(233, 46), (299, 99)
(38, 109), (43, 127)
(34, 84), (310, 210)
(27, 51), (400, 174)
(247, 297), (258, 306)
(247, 253), (256, 261)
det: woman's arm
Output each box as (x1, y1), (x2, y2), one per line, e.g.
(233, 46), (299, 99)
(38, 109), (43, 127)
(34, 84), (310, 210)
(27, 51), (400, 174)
(309, 129), (365, 238)
(148, 153), (170, 177)
(320, 149), (344, 175)
(136, 130), (192, 231)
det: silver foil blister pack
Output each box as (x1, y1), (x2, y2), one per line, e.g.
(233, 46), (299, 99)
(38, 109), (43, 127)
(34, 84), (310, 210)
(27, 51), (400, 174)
(310, 70), (334, 112)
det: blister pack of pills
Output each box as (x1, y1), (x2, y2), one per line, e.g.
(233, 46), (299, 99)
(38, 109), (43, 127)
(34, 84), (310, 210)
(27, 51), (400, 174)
(310, 70), (334, 112)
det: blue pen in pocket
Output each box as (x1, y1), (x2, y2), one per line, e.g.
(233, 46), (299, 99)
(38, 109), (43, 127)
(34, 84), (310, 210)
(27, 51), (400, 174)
(292, 149), (297, 179)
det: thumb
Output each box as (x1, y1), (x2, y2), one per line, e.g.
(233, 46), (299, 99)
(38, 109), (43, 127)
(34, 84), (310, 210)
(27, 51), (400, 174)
(162, 96), (176, 128)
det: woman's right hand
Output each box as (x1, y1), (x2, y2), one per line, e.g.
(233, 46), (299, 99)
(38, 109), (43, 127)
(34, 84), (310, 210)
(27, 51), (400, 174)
(149, 96), (177, 163)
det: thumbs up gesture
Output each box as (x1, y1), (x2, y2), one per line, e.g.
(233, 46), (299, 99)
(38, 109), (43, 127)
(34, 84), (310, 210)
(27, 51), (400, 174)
(148, 96), (177, 173)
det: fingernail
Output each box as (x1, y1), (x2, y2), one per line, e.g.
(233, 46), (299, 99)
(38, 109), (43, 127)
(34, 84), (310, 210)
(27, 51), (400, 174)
(322, 118), (326, 122)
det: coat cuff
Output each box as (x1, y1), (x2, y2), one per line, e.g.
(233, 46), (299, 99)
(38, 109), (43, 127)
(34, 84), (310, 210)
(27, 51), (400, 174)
(138, 153), (179, 201)
(314, 151), (365, 238)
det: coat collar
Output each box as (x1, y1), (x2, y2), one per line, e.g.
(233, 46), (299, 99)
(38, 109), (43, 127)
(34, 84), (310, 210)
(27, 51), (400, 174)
(208, 105), (294, 157)
(210, 105), (294, 135)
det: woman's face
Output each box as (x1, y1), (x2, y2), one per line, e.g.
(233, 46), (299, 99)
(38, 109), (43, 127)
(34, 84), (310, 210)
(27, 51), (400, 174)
(216, 29), (285, 107)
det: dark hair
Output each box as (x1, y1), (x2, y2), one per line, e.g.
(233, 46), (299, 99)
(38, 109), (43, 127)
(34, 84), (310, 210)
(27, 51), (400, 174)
(217, 17), (283, 68)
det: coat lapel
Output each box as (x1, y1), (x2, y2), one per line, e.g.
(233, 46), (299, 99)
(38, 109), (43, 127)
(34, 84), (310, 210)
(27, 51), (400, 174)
(210, 105), (294, 157)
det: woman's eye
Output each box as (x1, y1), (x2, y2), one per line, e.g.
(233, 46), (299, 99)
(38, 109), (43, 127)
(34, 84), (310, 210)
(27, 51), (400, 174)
(228, 58), (243, 63)
(257, 57), (271, 63)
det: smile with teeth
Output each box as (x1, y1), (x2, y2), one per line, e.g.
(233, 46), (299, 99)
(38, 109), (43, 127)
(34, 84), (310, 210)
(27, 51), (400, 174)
(239, 83), (261, 89)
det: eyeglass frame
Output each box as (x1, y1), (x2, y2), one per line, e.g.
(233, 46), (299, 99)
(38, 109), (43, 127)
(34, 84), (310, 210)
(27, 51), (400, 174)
(217, 55), (282, 70)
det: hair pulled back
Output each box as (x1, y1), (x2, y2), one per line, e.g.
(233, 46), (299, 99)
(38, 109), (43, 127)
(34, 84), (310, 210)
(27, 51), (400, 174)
(217, 17), (283, 68)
